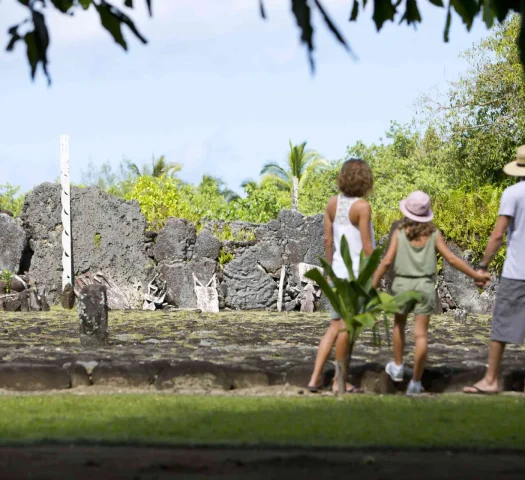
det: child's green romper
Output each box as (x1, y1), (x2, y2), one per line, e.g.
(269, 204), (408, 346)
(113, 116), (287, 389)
(391, 229), (437, 315)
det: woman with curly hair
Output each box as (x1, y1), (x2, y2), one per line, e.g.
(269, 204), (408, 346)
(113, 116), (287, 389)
(307, 158), (375, 394)
(372, 191), (491, 395)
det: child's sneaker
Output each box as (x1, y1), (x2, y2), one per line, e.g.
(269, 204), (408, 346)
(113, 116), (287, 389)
(407, 380), (424, 396)
(385, 361), (404, 382)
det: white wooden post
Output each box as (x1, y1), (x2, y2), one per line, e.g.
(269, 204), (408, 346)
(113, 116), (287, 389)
(60, 134), (73, 290)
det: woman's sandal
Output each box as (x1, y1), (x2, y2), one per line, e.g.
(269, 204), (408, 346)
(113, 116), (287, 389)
(346, 386), (365, 394)
(332, 385), (365, 394)
(307, 382), (324, 393)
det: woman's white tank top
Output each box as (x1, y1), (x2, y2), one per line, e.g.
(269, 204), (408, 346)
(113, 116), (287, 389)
(331, 195), (375, 279)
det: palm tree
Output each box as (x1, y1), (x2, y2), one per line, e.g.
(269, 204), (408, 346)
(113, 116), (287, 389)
(199, 175), (240, 202)
(240, 179), (258, 192)
(127, 155), (182, 178)
(260, 141), (326, 210)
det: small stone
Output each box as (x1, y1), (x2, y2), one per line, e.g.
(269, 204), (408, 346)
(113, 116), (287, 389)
(8, 277), (26, 293)
(4, 298), (21, 312)
(28, 288), (41, 311)
(144, 338), (160, 345)
(61, 283), (76, 310)
(78, 284), (109, 347)
(19, 291), (29, 312)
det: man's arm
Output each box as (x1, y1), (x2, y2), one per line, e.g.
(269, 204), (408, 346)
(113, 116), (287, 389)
(479, 216), (511, 269)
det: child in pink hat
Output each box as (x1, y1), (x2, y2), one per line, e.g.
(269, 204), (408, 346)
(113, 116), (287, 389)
(372, 191), (490, 395)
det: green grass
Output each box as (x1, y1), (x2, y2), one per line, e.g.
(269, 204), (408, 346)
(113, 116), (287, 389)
(1, 394), (525, 448)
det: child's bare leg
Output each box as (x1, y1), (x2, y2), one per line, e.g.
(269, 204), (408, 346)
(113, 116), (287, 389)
(393, 314), (407, 366)
(308, 320), (342, 388)
(413, 314), (430, 382)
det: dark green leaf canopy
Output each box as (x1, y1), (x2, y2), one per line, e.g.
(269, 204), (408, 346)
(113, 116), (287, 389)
(4, 0), (525, 83)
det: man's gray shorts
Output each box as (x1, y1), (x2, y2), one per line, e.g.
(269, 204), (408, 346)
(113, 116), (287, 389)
(491, 277), (525, 345)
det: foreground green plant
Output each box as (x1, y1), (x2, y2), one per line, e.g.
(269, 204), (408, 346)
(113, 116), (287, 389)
(306, 236), (421, 395)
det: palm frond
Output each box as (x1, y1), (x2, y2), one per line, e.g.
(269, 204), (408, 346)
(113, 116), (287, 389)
(260, 174), (291, 191)
(298, 156), (328, 187)
(128, 163), (142, 177)
(260, 162), (291, 186)
(241, 178), (258, 190)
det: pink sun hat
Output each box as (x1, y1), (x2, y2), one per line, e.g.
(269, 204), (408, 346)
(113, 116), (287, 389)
(399, 191), (434, 223)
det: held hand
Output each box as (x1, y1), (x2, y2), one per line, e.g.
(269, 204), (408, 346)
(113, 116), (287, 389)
(474, 269), (491, 288)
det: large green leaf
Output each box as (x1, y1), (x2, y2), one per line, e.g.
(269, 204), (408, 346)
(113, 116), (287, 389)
(357, 247), (382, 289)
(304, 268), (341, 314)
(353, 312), (376, 328)
(318, 257), (347, 293)
(339, 235), (356, 281)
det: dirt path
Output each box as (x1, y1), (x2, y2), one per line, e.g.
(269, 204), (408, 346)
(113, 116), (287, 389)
(1, 446), (524, 479)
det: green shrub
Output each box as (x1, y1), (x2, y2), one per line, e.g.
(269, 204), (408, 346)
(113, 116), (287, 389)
(218, 249), (235, 268)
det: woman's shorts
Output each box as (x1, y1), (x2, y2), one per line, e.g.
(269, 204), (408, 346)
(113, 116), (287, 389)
(391, 276), (436, 315)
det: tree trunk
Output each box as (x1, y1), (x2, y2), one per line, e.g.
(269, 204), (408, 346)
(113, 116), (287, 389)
(292, 176), (299, 210)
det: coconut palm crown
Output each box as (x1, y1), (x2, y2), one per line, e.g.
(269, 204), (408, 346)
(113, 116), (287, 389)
(260, 141), (327, 210)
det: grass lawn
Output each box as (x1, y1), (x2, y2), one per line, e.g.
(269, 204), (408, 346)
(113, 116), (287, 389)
(0, 394), (525, 449)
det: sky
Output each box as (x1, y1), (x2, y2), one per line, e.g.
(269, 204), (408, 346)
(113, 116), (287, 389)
(0, 0), (491, 194)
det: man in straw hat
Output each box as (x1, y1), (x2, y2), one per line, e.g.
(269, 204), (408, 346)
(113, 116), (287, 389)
(464, 145), (525, 394)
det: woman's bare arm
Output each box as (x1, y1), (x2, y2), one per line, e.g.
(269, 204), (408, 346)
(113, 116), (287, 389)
(356, 201), (374, 257)
(372, 230), (398, 288)
(324, 197), (336, 266)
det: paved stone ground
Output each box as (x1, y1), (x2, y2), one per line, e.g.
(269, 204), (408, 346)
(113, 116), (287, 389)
(0, 310), (524, 393)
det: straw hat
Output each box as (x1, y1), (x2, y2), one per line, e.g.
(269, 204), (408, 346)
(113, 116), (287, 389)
(399, 191), (434, 223)
(504, 145), (525, 177)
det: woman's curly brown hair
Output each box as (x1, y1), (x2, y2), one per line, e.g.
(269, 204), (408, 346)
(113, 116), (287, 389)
(337, 159), (374, 198)
(399, 217), (436, 241)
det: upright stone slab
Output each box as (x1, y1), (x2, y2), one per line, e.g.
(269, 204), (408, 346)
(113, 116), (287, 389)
(0, 213), (27, 274)
(61, 283), (76, 309)
(78, 284), (109, 347)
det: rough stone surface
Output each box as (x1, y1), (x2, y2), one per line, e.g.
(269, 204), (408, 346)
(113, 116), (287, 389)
(18, 188), (503, 314)
(4, 298), (21, 312)
(441, 243), (498, 314)
(153, 218), (196, 263)
(78, 284), (109, 347)
(0, 310), (522, 393)
(91, 363), (151, 387)
(158, 263), (195, 308)
(61, 283), (76, 309)
(194, 228), (222, 260)
(0, 213), (26, 274)
(21, 183), (149, 306)
(0, 364), (70, 391)
(223, 248), (279, 310)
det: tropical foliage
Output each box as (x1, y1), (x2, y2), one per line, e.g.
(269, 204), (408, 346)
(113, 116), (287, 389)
(4, 18), (519, 276)
(305, 236), (422, 395)
(261, 141), (326, 210)
(0, 184), (24, 217)
(128, 155), (182, 179)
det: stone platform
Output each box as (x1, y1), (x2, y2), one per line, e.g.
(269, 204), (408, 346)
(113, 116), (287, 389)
(0, 310), (524, 393)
